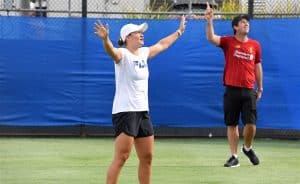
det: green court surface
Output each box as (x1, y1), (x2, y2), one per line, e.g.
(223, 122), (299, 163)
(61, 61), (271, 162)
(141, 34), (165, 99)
(0, 138), (299, 184)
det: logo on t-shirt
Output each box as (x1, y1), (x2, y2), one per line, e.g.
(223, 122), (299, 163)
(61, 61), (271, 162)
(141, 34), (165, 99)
(233, 50), (254, 61)
(249, 47), (253, 53)
(133, 60), (147, 69)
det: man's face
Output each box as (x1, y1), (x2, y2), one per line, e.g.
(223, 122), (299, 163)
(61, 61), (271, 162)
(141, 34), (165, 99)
(234, 19), (250, 35)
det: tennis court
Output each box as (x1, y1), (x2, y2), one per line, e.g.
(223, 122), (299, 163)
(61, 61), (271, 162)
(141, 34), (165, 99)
(1, 138), (299, 184)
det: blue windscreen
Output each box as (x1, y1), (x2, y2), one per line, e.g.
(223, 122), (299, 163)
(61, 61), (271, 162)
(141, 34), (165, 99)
(0, 17), (299, 129)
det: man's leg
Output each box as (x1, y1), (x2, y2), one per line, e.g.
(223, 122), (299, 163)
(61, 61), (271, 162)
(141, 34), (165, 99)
(242, 124), (260, 165)
(224, 125), (240, 167)
(227, 125), (239, 155)
(241, 89), (260, 165)
(223, 87), (241, 167)
(243, 124), (256, 148)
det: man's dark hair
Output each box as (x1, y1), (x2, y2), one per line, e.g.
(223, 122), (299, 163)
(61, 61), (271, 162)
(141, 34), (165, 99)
(232, 14), (250, 34)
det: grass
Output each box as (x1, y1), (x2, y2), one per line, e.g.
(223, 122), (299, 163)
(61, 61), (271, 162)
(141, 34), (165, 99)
(0, 138), (300, 184)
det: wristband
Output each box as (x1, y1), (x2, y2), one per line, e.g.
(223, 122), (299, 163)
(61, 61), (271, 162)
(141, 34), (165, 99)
(177, 29), (182, 37)
(257, 88), (263, 92)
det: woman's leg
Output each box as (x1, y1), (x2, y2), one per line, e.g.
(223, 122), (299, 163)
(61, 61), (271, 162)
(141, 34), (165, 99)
(106, 133), (134, 184)
(134, 135), (154, 184)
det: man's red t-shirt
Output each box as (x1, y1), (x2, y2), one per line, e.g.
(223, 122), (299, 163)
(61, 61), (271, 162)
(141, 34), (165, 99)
(219, 36), (262, 89)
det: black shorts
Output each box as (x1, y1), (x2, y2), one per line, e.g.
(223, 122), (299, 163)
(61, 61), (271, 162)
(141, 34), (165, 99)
(112, 111), (154, 138)
(223, 86), (257, 126)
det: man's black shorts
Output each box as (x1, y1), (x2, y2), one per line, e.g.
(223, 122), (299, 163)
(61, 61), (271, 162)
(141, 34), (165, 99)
(112, 111), (154, 138)
(224, 86), (257, 126)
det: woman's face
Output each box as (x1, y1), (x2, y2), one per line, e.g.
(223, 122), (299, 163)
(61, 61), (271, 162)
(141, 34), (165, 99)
(126, 31), (144, 46)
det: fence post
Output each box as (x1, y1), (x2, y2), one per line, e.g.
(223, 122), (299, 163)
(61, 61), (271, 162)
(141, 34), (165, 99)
(188, 0), (192, 16)
(248, 0), (254, 18)
(68, 0), (71, 17)
(82, 0), (87, 17)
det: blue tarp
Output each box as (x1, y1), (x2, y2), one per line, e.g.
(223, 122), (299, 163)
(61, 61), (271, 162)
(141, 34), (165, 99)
(0, 17), (299, 129)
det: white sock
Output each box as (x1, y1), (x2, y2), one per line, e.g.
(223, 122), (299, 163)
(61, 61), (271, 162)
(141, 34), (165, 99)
(232, 154), (238, 158)
(243, 145), (252, 151)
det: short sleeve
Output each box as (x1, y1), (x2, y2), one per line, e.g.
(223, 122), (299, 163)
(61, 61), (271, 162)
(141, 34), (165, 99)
(219, 36), (230, 49)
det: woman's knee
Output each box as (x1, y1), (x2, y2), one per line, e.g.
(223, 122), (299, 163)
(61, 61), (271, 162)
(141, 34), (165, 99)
(139, 152), (153, 164)
(114, 151), (131, 166)
(120, 152), (131, 162)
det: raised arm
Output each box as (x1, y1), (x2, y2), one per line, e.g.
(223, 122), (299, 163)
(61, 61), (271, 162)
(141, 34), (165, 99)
(148, 15), (186, 59)
(205, 2), (220, 46)
(94, 21), (122, 64)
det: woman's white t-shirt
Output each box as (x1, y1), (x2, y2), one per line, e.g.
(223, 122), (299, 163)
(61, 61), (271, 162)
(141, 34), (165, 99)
(112, 47), (150, 114)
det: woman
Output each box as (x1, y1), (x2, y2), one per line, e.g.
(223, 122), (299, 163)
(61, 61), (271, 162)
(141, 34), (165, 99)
(94, 16), (186, 184)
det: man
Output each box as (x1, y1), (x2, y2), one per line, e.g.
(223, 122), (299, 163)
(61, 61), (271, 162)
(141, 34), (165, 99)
(205, 2), (263, 167)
